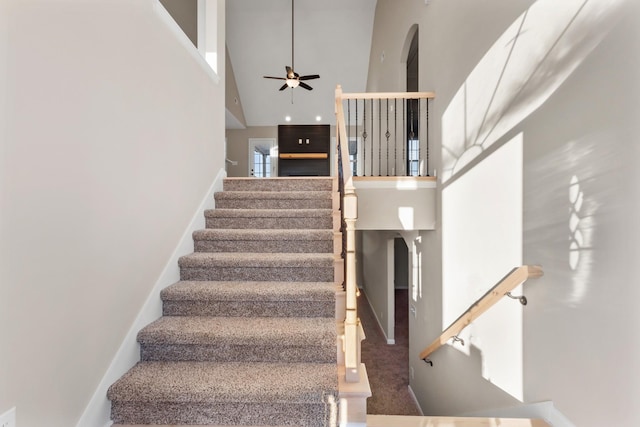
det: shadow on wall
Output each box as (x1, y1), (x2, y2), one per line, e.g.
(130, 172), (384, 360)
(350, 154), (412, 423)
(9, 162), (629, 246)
(421, 343), (522, 416)
(441, 0), (629, 187)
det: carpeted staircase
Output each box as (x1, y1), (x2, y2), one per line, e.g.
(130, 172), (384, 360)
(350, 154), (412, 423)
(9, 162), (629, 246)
(108, 177), (341, 427)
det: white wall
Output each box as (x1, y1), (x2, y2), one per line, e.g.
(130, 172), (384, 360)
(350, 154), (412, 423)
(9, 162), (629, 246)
(366, 0), (640, 425)
(361, 231), (395, 343)
(0, 0), (225, 425)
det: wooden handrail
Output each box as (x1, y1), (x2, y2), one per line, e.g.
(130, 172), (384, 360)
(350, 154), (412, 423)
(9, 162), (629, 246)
(341, 91), (435, 100)
(419, 265), (543, 361)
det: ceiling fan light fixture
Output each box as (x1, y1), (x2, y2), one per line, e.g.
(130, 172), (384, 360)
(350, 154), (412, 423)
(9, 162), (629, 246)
(286, 78), (300, 88)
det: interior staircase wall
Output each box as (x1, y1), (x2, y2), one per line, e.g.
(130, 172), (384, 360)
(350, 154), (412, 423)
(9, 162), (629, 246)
(0, 1), (225, 425)
(366, 0), (640, 426)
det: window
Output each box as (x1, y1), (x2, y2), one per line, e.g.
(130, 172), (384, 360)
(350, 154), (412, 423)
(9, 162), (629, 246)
(253, 149), (271, 178)
(407, 139), (420, 176)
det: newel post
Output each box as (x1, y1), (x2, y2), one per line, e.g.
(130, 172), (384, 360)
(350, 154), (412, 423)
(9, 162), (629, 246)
(343, 182), (360, 382)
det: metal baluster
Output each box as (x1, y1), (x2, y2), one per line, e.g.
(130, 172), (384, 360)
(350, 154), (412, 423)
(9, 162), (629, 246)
(362, 99), (367, 176)
(418, 97), (421, 176)
(378, 99), (382, 176)
(403, 99), (406, 176)
(355, 99), (358, 176)
(426, 98), (430, 176)
(394, 98), (397, 177)
(370, 99), (374, 176)
(347, 100), (351, 176)
(385, 99), (390, 176)
(409, 99), (415, 177)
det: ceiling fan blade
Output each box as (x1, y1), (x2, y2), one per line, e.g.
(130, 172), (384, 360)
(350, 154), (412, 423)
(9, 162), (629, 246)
(299, 81), (313, 91)
(264, 76), (286, 80)
(279, 83), (289, 91)
(299, 74), (320, 81)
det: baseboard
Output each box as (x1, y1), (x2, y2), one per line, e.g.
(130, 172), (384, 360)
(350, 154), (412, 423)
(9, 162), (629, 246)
(76, 169), (226, 427)
(407, 385), (424, 416)
(360, 288), (394, 345)
(463, 400), (575, 427)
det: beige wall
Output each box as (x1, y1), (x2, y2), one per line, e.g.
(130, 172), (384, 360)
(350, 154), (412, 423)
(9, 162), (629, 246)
(226, 126), (278, 177)
(160, 0), (198, 46)
(366, 0), (640, 425)
(0, 0), (225, 425)
(225, 47), (247, 128)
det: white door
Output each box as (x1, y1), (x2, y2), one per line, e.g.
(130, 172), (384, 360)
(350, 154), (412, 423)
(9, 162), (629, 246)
(248, 138), (278, 177)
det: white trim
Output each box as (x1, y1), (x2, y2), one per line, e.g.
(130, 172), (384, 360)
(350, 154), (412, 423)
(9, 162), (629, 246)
(352, 178), (436, 190)
(407, 385), (424, 416)
(463, 401), (575, 427)
(361, 289), (394, 345)
(76, 169), (226, 427)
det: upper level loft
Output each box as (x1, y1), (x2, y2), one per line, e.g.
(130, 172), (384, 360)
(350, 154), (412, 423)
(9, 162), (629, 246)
(334, 88), (436, 232)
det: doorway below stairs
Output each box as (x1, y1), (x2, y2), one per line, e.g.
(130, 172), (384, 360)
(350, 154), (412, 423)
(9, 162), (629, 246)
(359, 236), (420, 415)
(359, 286), (420, 415)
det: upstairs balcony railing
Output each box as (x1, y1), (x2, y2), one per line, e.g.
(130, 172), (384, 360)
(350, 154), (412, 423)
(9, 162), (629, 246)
(338, 89), (435, 178)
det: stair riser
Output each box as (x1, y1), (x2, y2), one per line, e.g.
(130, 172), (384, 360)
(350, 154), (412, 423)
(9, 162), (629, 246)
(111, 401), (335, 427)
(206, 216), (335, 230)
(140, 344), (336, 363)
(214, 198), (333, 210)
(163, 300), (335, 317)
(194, 239), (333, 253)
(224, 178), (334, 192)
(180, 267), (335, 282)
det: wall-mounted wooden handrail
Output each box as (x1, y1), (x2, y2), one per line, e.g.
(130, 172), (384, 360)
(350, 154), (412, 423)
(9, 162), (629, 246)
(419, 265), (543, 361)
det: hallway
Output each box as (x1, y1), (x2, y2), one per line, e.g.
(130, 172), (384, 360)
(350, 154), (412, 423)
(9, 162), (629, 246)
(359, 289), (421, 415)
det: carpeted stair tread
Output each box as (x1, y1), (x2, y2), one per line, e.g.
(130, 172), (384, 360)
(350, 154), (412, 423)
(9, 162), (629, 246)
(193, 229), (336, 253)
(108, 361), (337, 404)
(161, 281), (337, 317)
(138, 316), (336, 347)
(161, 280), (337, 302)
(193, 229), (335, 241)
(179, 252), (337, 268)
(223, 177), (334, 192)
(205, 208), (335, 218)
(214, 191), (334, 210)
(215, 191), (333, 201)
(204, 208), (338, 231)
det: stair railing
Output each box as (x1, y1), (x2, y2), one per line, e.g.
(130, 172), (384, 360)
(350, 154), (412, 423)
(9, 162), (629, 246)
(419, 265), (543, 364)
(338, 88), (435, 177)
(335, 85), (361, 382)
(335, 85), (437, 382)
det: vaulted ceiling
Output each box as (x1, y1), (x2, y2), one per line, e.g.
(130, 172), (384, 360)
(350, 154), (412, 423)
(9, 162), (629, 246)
(226, 0), (377, 128)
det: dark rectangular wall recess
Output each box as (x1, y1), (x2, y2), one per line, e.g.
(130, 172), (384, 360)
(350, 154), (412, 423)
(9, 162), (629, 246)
(278, 125), (330, 176)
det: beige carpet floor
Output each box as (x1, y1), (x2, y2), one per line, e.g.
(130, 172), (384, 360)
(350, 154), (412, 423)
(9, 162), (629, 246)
(359, 289), (422, 415)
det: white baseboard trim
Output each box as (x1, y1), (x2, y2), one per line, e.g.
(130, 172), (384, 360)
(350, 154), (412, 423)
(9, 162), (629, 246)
(463, 400), (575, 427)
(407, 385), (424, 416)
(360, 289), (394, 345)
(76, 169), (226, 427)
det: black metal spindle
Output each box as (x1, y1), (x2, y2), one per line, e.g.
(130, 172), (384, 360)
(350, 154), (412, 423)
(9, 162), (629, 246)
(385, 99), (390, 176)
(362, 99), (367, 176)
(426, 99), (430, 176)
(370, 99), (374, 176)
(394, 98), (397, 176)
(378, 98), (382, 176)
(417, 97), (421, 176)
(402, 99), (405, 175)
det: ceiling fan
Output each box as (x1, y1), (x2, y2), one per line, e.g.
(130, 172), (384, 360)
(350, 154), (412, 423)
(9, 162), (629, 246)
(263, 0), (320, 91)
